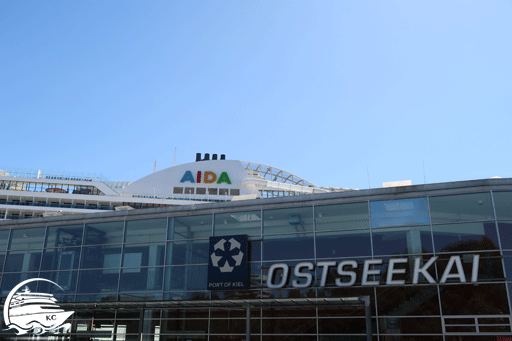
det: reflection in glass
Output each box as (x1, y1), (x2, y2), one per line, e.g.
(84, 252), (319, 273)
(125, 218), (167, 243)
(263, 207), (313, 234)
(9, 227), (46, 250)
(77, 269), (119, 294)
(38, 271), (78, 294)
(85, 222), (124, 245)
(372, 226), (433, 255)
(1, 272), (40, 295)
(41, 247), (81, 271)
(170, 215), (212, 240)
(166, 240), (209, 265)
(123, 243), (165, 268)
(498, 222), (512, 249)
(378, 317), (442, 334)
(5, 250), (41, 272)
(81, 245), (122, 269)
(376, 285), (440, 316)
(214, 210), (261, 236)
(439, 283), (509, 315)
(436, 253), (504, 282)
(370, 198), (429, 228)
(432, 222), (499, 253)
(0, 230), (10, 251)
(263, 233), (314, 261)
(429, 192), (494, 224)
(493, 192), (512, 220)
(316, 230), (371, 258)
(164, 265), (207, 291)
(45, 224), (83, 248)
(119, 267), (163, 292)
(315, 202), (369, 231)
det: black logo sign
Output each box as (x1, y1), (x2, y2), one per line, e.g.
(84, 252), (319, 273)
(207, 235), (249, 290)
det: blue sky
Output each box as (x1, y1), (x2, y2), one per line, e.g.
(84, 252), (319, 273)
(1, 1), (511, 189)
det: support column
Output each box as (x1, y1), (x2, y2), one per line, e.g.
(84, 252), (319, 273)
(362, 296), (372, 341)
(246, 303), (251, 341)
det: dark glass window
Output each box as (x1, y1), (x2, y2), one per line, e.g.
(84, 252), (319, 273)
(315, 202), (369, 231)
(123, 243), (165, 267)
(170, 215), (212, 240)
(38, 271), (78, 294)
(436, 252), (504, 283)
(125, 218), (167, 243)
(166, 239), (209, 265)
(184, 187), (194, 194)
(316, 230), (371, 258)
(196, 188), (206, 195)
(1, 273), (40, 295)
(432, 222), (499, 253)
(439, 283), (509, 315)
(0, 230), (10, 251)
(263, 207), (313, 234)
(263, 233), (314, 261)
(372, 226), (433, 256)
(77, 269), (119, 294)
(378, 317), (442, 334)
(41, 247), (81, 271)
(4, 250), (41, 272)
(80, 245), (122, 269)
(119, 267), (163, 292)
(164, 265), (207, 291)
(208, 188), (218, 195)
(9, 227), (46, 250)
(498, 222), (512, 249)
(214, 210), (261, 236)
(493, 192), (512, 220)
(45, 224), (83, 248)
(230, 189), (240, 196)
(376, 285), (440, 316)
(84, 222), (124, 245)
(429, 192), (494, 224)
(370, 198), (429, 227)
(173, 187), (183, 194)
(219, 188), (229, 195)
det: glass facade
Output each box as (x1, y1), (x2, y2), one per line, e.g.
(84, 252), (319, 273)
(0, 189), (511, 340)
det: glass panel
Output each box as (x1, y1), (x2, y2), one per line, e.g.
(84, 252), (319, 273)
(439, 283), (509, 315)
(0, 272), (40, 295)
(262, 318), (317, 334)
(170, 215), (212, 240)
(38, 271), (78, 294)
(376, 285), (440, 316)
(315, 202), (369, 231)
(262, 260), (316, 288)
(119, 267), (163, 292)
(45, 224), (83, 248)
(4, 250), (41, 272)
(429, 192), (494, 224)
(84, 222), (124, 245)
(316, 230), (371, 258)
(318, 317), (372, 334)
(0, 230), (10, 251)
(263, 207), (313, 234)
(498, 221), (512, 249)
(122, 243), (165, 268)
(41, 246), (81, 270)
(125, 218), (167, 243)
(81, 245), (122, 269)
(161, 319), (208, 334)
(378, 317), (442, 334)
(77, 269), (119, 293)
(163, 291), (210, 301)
(263, 233), (314, 261)
(214, 210), (261, 236)
(432, 222), (500, 253)
(0, 253), (4, 272)
(372, 226), (433, 256)
(163, 265), (207, 291)
(370, 198), (429, 227)
(437, 252), (504, 282)
(166, 240), (209, 265)
(9, 227), (46, 250)
(493, 191), (512, 220)
(248, 239), (261, 262)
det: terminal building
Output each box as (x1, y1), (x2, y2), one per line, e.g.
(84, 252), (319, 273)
(0, 155), (511, 340)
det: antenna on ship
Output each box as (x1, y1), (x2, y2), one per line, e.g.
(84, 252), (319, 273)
(154, 161), (157, 173)
(174, 148), (177, 166)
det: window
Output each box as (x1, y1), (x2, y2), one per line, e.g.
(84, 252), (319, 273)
(219, 189), (229, 195)
(230, 189), (240, 196)
(196, 188), (206, 195)
(370, 198), (429, 227)
(208, 188), (218, 195)
(184, 187), (194, 195)
(173, 187), (183, 194)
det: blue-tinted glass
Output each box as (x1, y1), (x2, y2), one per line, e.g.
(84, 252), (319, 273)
(119, 292), (163, 301)
(9, 227), (46, 250)
(248, 239), (261, 262)
(263, 207), (313, 234)
(372, 226), (433, 256)
(122, 243), (165, 268)
(429, 192), (494, 224)
(38, 271), (78, 294)
(263, 233), (314, 261)
(80, 245), (122, 269)
(120, 267), (163, 292)
(316, 230), (372, 258)
(439, 283), (509, 315)
(125, 218), (167, 243)
(164, 265), (207, 291)
(84, 221), (124, 245)
(433, 222), (500, 253)
(498, 222), (512, 249)
(214, 210), (261, 236)
(492, 192), (512, 220)
(45, 224), (83, 248)
(41, 247), (81, 271)
(166, 240), (209, 265)
(0, 272), (40, 295)
(0, 230), (10, 251)
(370, 198), (429, 228)
(163, 291), (210, 301)
(0, 252), (4, 272)
(315, 203), (370, 231)
(77, 269), (119, 294)
(170, 215), (212, 240)
(4, 250), (41, 272)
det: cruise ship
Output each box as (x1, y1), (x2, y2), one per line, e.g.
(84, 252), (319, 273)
(0, 153), (354, 220)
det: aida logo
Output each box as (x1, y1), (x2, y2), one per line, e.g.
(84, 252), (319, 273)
(180, 171), (231, 184)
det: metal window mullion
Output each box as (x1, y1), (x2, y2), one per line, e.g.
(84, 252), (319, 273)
(0, 228), (13, 291)
(74, 222), (87, 301)
(161, 216), (169, 297)
(312, 205), (317, 266)
(116, 219), (127, 296)
(36, 225), (49, 292)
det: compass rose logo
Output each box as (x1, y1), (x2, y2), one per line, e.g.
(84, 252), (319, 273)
(210, 238), (244, 273)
